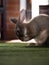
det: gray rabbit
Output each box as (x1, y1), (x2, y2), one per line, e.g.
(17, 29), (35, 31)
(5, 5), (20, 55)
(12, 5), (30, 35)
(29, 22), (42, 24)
(10, 9), (49, 46)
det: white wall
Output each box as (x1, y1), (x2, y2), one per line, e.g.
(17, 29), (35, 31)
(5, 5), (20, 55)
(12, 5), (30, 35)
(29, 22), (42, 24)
(20, 0), (26, 11)
(32, 0), (48, 19)
(20, 0), (48, 18)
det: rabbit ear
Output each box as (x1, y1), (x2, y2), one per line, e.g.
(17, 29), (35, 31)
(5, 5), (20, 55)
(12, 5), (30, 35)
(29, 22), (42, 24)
(10, 18), (17, 24)
(10, 9), (26, 24)
(19, 9), (26, 22)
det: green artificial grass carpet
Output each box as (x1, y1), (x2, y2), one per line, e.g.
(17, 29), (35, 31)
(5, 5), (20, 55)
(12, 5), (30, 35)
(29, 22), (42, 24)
(0, 43), (49, 65)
